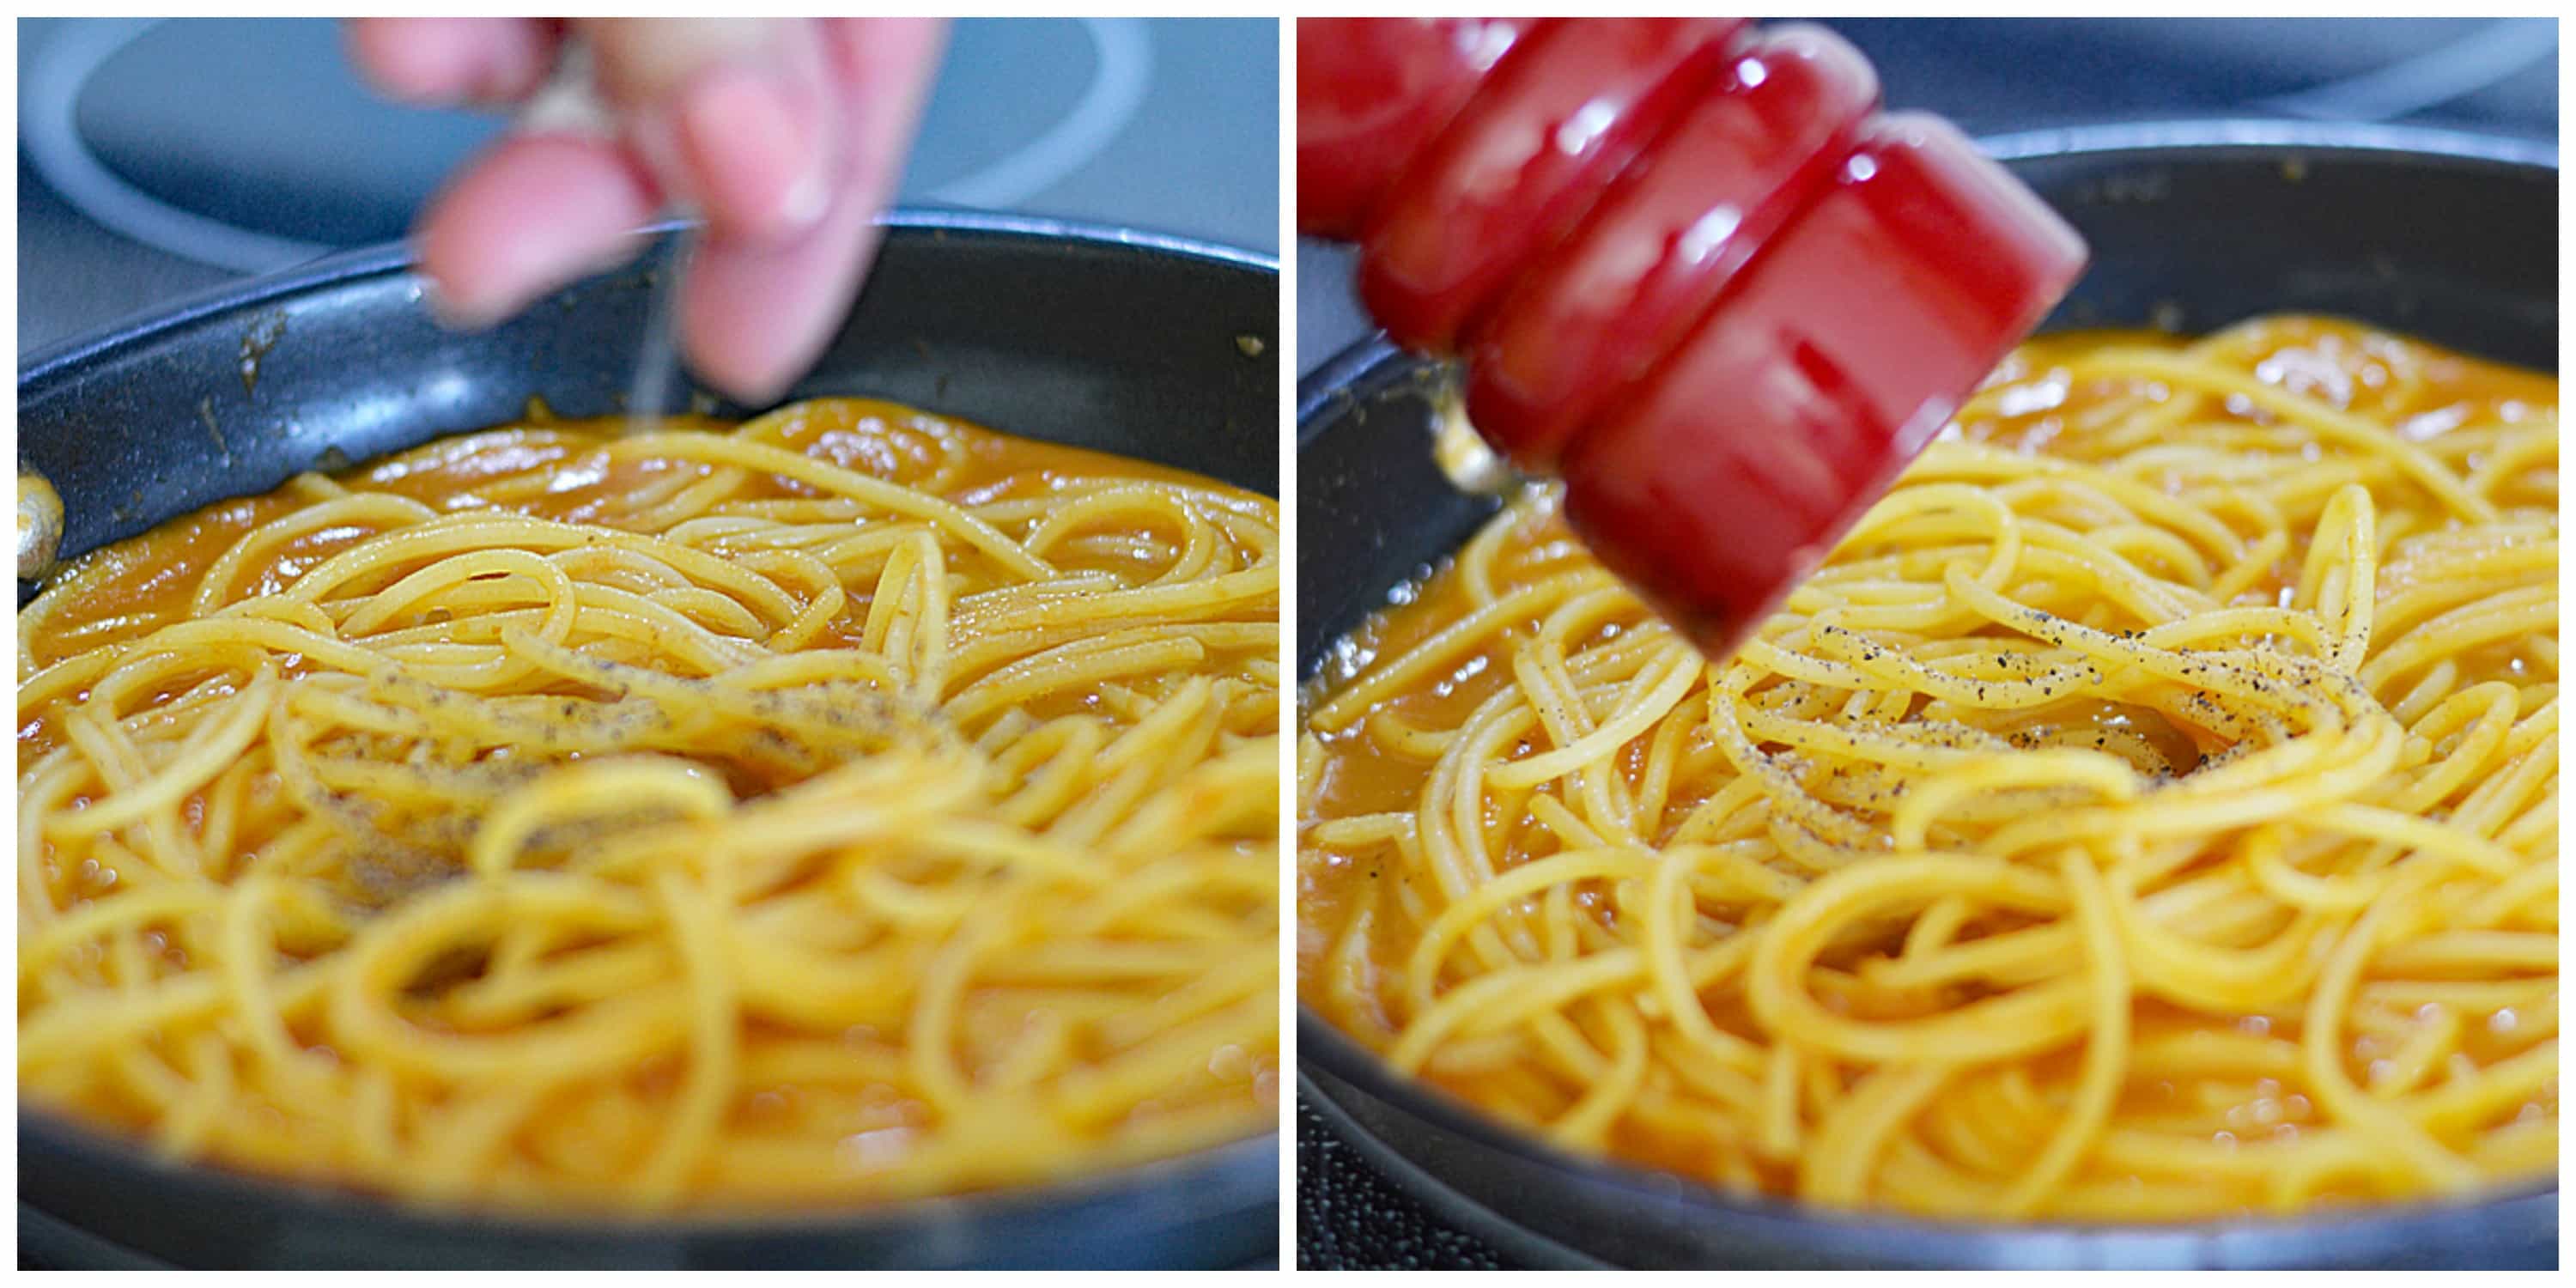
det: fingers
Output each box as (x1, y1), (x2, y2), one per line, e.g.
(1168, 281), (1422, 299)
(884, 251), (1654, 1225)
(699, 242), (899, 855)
(580, 17), (837, 246)
(375, 16), (948, 401)
(679, 191), (883, 404)
(677, 18), (945, 403)
(575, 18), (785, 111)
(671, 59), (835, 243)
(346, 17), (562, 106)
(416, 134), (661, 328)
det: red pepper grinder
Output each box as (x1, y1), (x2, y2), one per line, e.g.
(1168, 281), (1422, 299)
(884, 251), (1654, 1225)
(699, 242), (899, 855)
(1300, 17), (2087, 659)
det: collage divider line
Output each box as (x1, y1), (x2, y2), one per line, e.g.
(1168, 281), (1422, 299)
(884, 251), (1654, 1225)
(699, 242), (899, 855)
(1273, 11), (1299, 1270)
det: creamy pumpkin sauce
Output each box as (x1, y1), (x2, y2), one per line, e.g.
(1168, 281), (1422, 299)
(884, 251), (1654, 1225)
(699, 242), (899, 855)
(21, 398), (1281, 1209)
(1299, 318), (2557, 1218)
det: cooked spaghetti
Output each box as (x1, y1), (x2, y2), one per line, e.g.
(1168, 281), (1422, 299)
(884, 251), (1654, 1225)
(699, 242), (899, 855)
(21, 398), (1279, 1209)
(1299, 317), (2555, 1219)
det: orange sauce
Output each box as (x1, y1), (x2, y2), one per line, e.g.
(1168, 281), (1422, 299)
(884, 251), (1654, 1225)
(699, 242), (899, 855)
(1297, 318), (2558, 1206)
(20, 397), (1281, 1206)
(21, 399), (1249, 760)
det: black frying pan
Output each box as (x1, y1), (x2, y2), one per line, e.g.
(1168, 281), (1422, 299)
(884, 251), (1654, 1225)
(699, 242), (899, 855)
(17, 211), (1279, 1269)
(1297, 121), (2557, 1270)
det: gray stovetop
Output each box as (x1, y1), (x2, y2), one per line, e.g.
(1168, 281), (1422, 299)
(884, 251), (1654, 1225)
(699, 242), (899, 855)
(21, 15), (1277, 354)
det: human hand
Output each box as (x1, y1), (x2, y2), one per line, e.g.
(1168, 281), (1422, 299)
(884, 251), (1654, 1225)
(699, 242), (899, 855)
(348, 17), (945, 402)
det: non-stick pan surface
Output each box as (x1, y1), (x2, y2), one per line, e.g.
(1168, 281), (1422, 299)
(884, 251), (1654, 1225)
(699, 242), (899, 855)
(1297, 121), (2557, 1269)
(18, 211), (1279, 1270)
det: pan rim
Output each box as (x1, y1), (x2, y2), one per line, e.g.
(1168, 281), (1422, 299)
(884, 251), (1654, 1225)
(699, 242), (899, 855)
(1971, 116), (2556, 168)
(21, 207), (1280, 393)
